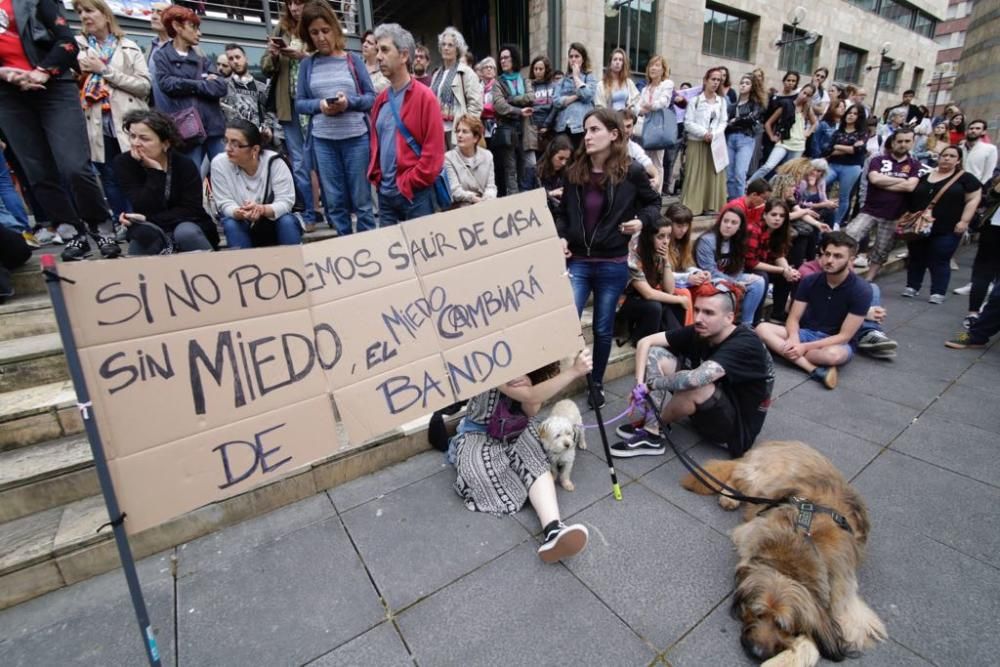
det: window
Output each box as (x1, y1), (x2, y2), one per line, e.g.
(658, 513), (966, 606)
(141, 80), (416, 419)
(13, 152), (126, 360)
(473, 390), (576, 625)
(835, 44), (865, 84)
(702, 3), (755, 61)
(603, 0), (656, 74)
(778, 25), (816, 74)
(913, 12), (936, 38)
(911, 67), (924, 93)
(847, 0), (877, 10)
(878, 57), (900, 92)
(878, 0), (915, 29)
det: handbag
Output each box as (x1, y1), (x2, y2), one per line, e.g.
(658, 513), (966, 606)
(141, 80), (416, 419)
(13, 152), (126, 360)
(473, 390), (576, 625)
(169, 55), (207, 145)
(491, 123), (516, 148)
(895, 170), (964, 241)
(486, 395), (529, 442)
(639, 105), (678, 151)
(387, 91), (453, 209)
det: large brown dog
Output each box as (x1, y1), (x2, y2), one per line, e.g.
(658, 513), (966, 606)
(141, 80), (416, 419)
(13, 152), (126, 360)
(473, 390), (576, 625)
(681, 441), (887, 666)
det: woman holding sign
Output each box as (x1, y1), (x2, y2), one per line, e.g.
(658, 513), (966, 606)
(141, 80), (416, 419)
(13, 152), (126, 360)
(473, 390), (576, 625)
(556, 108), (661, 408)
(452, 350), (593, 563)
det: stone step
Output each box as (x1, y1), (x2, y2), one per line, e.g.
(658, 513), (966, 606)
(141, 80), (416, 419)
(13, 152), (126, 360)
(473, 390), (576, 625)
(0, 380), (82, 452)
(0, 332), (68, 393)
(0, 435), (97, 523)
(0, 294), (56, 338)
(0, 336), (636, 610)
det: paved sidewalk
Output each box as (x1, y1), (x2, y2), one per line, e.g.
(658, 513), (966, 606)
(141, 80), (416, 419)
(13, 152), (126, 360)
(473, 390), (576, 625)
(2, 254), (999, 666)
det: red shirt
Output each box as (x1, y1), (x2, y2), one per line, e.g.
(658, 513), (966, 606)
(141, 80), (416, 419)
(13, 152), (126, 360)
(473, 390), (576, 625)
(0, 0), (33, 70)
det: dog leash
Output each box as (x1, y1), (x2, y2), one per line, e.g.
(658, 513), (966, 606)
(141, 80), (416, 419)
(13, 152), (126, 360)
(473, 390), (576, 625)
(581, 385), (657, 430)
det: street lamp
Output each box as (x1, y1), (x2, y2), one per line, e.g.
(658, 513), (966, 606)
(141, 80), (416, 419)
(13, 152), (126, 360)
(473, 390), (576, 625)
(865, 42), (904, 119)
(769, 7), (818, 73)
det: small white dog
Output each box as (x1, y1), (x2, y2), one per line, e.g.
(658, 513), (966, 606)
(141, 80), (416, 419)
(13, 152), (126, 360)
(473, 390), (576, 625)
(538, 399), (586, 491)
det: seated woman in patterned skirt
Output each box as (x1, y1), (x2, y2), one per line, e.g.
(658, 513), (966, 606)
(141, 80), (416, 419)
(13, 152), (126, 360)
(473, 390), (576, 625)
(452, 349), (593, 563)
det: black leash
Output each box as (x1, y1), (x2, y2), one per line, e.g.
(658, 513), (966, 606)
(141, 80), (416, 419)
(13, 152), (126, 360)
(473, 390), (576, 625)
(640, 393), (853, 534)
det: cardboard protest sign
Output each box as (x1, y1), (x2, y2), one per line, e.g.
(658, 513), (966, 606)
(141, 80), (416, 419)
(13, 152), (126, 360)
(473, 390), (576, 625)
(56, 189), (582, 534)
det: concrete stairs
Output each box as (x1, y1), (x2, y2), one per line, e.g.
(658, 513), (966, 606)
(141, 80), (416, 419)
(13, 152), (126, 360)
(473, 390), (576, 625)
(0, 229), (634, 611)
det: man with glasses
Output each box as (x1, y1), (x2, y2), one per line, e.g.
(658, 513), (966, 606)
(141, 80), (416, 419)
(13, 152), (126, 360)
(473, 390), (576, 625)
(756, 232), (873, 389)
(412, 44), (432, 88)
(147, 2), (172, 108)
(612, 281), (775, 459)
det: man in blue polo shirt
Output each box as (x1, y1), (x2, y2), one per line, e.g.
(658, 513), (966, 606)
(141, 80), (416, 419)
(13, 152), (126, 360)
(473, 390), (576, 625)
(755, 232), (871, 389)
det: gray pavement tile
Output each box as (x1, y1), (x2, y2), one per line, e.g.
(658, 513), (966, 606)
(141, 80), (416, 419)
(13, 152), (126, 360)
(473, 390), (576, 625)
(177, 494), (336, 576)
(891, 297), (971, 332)
(890, 415), (1000, 488)
(664, 594), (932, 666)
(834, 360), (953, 411)
(924, 381), (1000, 434)
(756, 409), (883, 479)
(954, 357), (1000, 392)
(861, 525), (1000, 666)
(0, 552), (175, 667)
(772, 363), (808, 397)
(513, 446), (629, 534)
(561, 484), (732, 650)
(610, 422), (702, 480)
(775, 381), (918, 446)
(852, 449), (1000, 568)
(305, 622), (413, 666)
(177, 518), (384, 666)
(338, 469), (531, 611)
(604, 373), (638, 399)
(396, 542), (656, 667)
(328, 451), (448, 513)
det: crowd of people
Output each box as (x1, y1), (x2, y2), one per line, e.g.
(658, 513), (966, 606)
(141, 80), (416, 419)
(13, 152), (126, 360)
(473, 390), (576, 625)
(2, 0), (999, 564)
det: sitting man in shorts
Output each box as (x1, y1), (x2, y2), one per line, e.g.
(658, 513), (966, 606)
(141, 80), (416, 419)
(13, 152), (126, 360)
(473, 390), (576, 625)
(612, 281), (775, 458)
(755, 231), (872, 389)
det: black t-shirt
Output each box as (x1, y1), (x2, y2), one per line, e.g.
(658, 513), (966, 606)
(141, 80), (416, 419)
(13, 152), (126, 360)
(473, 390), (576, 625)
(666, 325), (775, 451)
(908, 171), (981, 235)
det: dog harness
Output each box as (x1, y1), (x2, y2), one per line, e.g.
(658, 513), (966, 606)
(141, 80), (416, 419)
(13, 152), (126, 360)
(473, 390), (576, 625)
(778, 496), (854, 536)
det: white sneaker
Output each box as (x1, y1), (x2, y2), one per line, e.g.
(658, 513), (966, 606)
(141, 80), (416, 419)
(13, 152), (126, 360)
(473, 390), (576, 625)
(853, 254), (869, 269)
(929, 294), (945, 304)
(33, 228), (63, 245)
(901, 287), (919, 298)
(950, 260), (959, 271)
(953, 282), (972, 295)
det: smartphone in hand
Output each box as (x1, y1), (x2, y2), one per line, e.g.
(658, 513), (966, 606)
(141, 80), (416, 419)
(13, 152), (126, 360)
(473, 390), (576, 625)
(270, 37), (288, 49)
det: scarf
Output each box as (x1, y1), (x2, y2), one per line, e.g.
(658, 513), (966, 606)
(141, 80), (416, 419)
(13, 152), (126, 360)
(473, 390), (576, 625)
(500, 71), (524, 97)
(81, 33), (118, 111)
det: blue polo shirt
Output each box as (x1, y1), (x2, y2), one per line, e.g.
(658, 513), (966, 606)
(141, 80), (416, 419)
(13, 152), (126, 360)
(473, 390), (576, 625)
(796, 271), (872, 335)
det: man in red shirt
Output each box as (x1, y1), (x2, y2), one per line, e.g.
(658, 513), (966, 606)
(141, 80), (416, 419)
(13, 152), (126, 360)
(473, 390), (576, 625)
(723, 178), (771, 231)
(368, 23), (445, 225)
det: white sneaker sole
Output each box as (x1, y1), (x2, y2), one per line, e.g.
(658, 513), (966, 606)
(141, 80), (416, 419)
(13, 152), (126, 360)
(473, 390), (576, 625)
(538, 525), (589, 563)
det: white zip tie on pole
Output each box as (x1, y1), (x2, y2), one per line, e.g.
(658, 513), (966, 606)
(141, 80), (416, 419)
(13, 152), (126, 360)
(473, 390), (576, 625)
(77, 401), (93, 419)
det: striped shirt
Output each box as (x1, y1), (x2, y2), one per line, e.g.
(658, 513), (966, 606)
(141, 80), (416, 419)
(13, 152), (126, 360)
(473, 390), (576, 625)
(309, 54), (367, 140)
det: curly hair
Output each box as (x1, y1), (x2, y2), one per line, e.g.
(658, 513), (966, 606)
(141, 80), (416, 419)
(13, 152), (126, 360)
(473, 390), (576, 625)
(121, 109), (183, 149)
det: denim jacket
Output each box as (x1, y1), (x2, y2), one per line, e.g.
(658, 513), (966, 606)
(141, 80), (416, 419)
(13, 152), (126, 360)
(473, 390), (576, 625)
(553, 72), (596, 135)
(152, 43), (227, 138)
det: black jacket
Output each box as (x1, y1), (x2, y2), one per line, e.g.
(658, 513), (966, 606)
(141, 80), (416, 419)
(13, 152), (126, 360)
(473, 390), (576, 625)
(112, 151), (220, 248)
(13, 0), (79, 79)
(555, 162), (661, 259)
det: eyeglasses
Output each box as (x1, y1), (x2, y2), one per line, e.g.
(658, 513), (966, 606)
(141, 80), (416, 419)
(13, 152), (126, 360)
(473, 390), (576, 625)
(225, 141), (251, 149)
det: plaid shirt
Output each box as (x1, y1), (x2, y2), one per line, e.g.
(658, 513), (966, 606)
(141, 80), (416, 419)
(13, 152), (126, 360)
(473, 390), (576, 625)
(723, 197), (768, 270)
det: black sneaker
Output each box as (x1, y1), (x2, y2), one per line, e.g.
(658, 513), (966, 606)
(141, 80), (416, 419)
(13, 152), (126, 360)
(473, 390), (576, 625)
(610, 429), (666, 458)
(61, 235), (93, 261)
(963, 314), (979, 330)
(94, 234), (122, 259)
(615, 422), (641, 440)
(537, 521), (588, 563)
(587, 384), (605, 409)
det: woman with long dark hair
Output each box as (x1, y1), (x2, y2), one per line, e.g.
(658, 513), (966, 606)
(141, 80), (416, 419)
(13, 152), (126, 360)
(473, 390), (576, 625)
(555, 108), (660, 406)
(809, 98), (844, 159)
(535, 134), (572, 214)
(492, 44), (532, 196)
(755, 199), (800, 322)
(725, 72), (766, 201)
(552, 42), (596, 149)
(524, 55), (556, 186)
(694, 207), (766, 325)
(749, 83), (817, 183)
(824, 103), (868, 227)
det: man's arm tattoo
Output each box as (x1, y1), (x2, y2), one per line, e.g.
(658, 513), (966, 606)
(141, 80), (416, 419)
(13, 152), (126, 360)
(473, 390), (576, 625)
(651, 360), (726, 392)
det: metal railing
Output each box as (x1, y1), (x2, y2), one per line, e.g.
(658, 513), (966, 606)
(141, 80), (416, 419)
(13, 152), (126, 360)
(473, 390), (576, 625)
(175, 0), (361, 35)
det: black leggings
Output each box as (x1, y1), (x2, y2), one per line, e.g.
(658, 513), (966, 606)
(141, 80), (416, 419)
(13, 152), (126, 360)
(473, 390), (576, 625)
(770, 234), (813, 319)
(970, 228), (1000, 312)
(618, 293), (684, 345)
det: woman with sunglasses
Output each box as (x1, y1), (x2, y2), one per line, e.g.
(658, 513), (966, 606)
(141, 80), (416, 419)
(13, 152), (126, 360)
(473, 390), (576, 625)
(211, 120), (302, 249)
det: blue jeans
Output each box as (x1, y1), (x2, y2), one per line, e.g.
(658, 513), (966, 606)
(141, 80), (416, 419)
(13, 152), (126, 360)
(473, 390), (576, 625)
(568, 259), (630, 385)
(221, 213), (302, 249)
(95, 139), (128, 222)
(748, 145), (802, 184)
(180, 135), (225, 178)
(0, 150), (29, 232)
(378, 188), (434, 226)
(726, 132), (756, 201)
(856, 283), (881, 340)
(825, 163), (863, 227)
(312, 133), (375, 235)
(736, 272), (766, 326)
(280, 120), (317, 224)
(906, 233), (962, 296)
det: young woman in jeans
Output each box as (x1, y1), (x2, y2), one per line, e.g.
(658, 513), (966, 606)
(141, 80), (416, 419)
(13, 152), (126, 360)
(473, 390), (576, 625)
(294, 1), (374, 236)
(725, 72), (766, 201)
(824, 104), (869, 227)
(555, 108), (660, 407)
(694, 207), (766, 326)
(749, 83), (817, 183)
(902, 145), (982, 303)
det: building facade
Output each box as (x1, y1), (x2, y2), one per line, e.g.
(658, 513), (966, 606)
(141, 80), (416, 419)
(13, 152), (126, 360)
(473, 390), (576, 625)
(949, 0), (1000, 141)
(928, 0), (975, 118)
(528, 0), (945, 115)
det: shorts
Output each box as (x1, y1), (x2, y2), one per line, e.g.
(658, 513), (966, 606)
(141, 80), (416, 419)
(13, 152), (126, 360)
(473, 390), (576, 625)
(798, 328), (855, 362)
(689, 385), (747, 457)
(845, 213), (896, 266)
